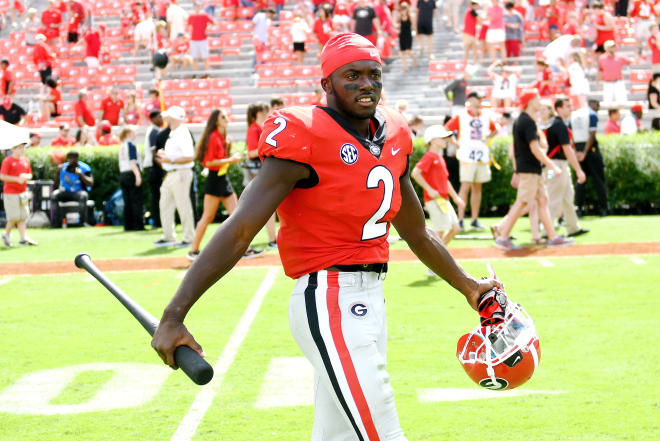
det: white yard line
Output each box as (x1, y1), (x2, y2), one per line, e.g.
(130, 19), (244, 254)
(538, 259), (555, 267)
(630, 257), (647, 265)
(170, 267), (279, 441)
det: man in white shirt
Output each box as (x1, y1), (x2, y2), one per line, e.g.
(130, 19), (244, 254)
(620, 104), (643, 135)
(155, 106), (195, 247)
(167, 1), (189, 40)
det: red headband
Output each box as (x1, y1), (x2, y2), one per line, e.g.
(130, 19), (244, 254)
(320, 33), (382, 78)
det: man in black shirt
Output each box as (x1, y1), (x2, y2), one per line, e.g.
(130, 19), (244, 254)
(444, 71), (470, 115)
(352, 0), (380, 45)
(492, 91), (572, 250)
(545, 98), (588, 237)
(0, 96), (27, 125)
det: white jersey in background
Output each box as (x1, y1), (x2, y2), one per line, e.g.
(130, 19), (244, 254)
(570, 107), (591, 143)
(456, 109), (494, 163)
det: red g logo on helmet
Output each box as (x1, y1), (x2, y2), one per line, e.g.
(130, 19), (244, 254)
(456, 302), (540, 391)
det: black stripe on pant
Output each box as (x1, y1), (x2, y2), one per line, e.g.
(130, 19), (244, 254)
(304, 272), (365, 441)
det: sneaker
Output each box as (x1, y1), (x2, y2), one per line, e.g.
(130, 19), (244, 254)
(266, 241), (278, 250)
(567, 228), (590, 237)
(186, 250), (200, 261)
(19, 238), (38, 246)
(547, 235), (574, 247)
(174, 241), (192, 248)
(154, 238), (176, 247)
(470, 219), (486, 231)
(494, 238), (522, 251)
(458, 220), (465, 231)
(2, 232), (12, 247)
(242, 247), (264, 259)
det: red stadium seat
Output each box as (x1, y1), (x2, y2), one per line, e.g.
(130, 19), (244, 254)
(237, 7), (254, 19)
(220, 34), (243, 55)
(210, 78), (231, 89)
(214, 95), (233, 108)
(630, 70), (652, 83)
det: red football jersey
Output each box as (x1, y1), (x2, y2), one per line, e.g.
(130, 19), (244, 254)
(258, 105), (413, 279)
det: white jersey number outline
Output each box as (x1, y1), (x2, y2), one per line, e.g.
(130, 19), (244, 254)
(265, 117), (287, 147)
(362, 165), (394, 241)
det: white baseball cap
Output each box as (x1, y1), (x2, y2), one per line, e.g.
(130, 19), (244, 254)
(162, 106), (186, 121)
(0, 120), (30, 150)
(424, 125), (453, 144)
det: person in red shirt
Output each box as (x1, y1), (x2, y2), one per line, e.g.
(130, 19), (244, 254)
(51, 123), (77, 146)
(82, 25), (102, 67)
(463, 0), (480, 64)
(100, 85), (125, 126)
(143, 88), (163, 119)
(411, 125), (465, 250)
(313, 5), (335, 52)
(0, 59), (15, 96)
(41, 0), (63, 43)
(593, 2), (615, 53)
(545, 0), (561, 40)
(66, 0), (86, 43)
(1, 140), (37, 247)
(150, 34), (501, 441)
(98, 120), (120, 145)
(170, 33), (193, 71)
(74, 89), (95, 127)
(534, 58), (553, 97)
(39, 77), (61, 121)
(187, 108), (244, 260)
(603, 108), (621, 134)
(33, 34), (55, 84)
(648, 24), (660, 71)
(597, 40), (632, 105)
(187, 2), (214, 71)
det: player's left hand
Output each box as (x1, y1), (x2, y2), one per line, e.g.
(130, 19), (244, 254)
(465, 278), (504, 311)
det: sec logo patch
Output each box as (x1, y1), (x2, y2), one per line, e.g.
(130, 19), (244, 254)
(349, 302), (368, 319)
(340, 143), (359, 165)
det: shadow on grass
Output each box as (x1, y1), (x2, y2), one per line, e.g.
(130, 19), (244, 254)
(407, 276), (445, 287)
(135, 247), (181, 257)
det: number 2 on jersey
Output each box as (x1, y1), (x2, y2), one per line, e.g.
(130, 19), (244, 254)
(265, 117), (287, 147)
(362, 166), (394, 241)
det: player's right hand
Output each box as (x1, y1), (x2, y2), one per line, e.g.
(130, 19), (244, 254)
(151, 319), (205, 370)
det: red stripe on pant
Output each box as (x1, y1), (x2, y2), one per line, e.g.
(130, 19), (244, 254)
(326, 271), (381, 441)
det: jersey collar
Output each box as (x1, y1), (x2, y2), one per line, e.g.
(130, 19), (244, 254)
(320, 106), (387, 158)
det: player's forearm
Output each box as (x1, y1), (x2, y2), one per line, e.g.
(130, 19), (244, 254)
(563, 144), (582, 173)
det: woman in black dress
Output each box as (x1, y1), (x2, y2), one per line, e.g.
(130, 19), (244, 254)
(647, 73), (660, 130)
(397, 3), (416, 72)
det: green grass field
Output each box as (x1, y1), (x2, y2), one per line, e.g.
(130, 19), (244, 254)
(1, 217), (659, 440)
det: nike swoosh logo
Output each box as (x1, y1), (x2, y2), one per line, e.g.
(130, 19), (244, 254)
(392, 148), (401, 155)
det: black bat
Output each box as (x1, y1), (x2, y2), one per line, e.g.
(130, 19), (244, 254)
(74, 253), (214, 385)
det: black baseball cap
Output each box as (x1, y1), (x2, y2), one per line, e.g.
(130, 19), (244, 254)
(467, 91), (483, 99)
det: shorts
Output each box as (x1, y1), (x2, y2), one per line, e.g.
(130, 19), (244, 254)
(3, 192), (30, 221)
(417, 20), (433, 35)
(293, 41), (305, 52)
(459, 161), (491, 183)
(204, 172), (235, 197)
(67, 32), (79, 43)
(85, 56), (100, 67)
(425, 198), (459, 232)
(39, 66), (52, 84)
(515, 173), (548, 204)
(486, 28), (505, 43)
(190, 39), (209, 59)
(505, 39), (521, 57)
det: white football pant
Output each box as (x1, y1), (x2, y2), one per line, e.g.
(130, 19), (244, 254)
(289, 270), (408, 441)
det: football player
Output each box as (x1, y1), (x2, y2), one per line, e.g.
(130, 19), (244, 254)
(151, 33), (502, 440)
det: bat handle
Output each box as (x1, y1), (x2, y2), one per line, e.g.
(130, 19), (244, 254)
(174, 345), (214, 385)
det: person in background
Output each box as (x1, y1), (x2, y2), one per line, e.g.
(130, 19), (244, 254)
(144, 88), (163, 119)
(170, 32), (193, 71)
(444, 70), (471, 116)
(23, 8), (40, 46)
(50, 150), (94, 227)
(100, 85), (125, 126)
(1, 59), (15, 97)
(291, 10), (311, 65)
(1, 141), (37, 247)
(544, 98), (588, 237)
(603, 108), (621, 134)
(28, 132), (41, 147)
(411, 125), (465, 253)
(463, 0), (481, 65)
(620, 104), (644, 135)
(567, 52), (590, 109)
(82, 24), (102, 67)
(597, 40), (631, 107)
(252, 8), (275, 69)
(187, 109), (244, 261)
(144, 110), (164, 228)
(118, 126), (144, 231)
(39, 77), (61, 121)
(313, 5), (334, 53)
(488, 61), (519, 108)
(486, 0), (507, 63)
(40, 0), (62, 44)
(51, 123), (76, 146)
(416, 0), (438, 58)
(167, 0), (189, 39)
(98, 120), (120, 145)
(648, 24), (660, 73)
(571, 99), (608, 216)
(491, 91), (572, 250)
(352, 0), (381, 47)
(75, 126), (98, 147)
(408, 114), (424, 137)
(154, 106), (195, 248)
(187, 1), (214, 71)
(269, 96), (285, 110)
(124, 91), (140, 125)
(32, 34), (55, 85)
(74, 89), (95, 128)
(396, 3), (416, 72)
(0, 95), (26, 125)
(244, 101), (276, 251)
(647, 73), (660, 130)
